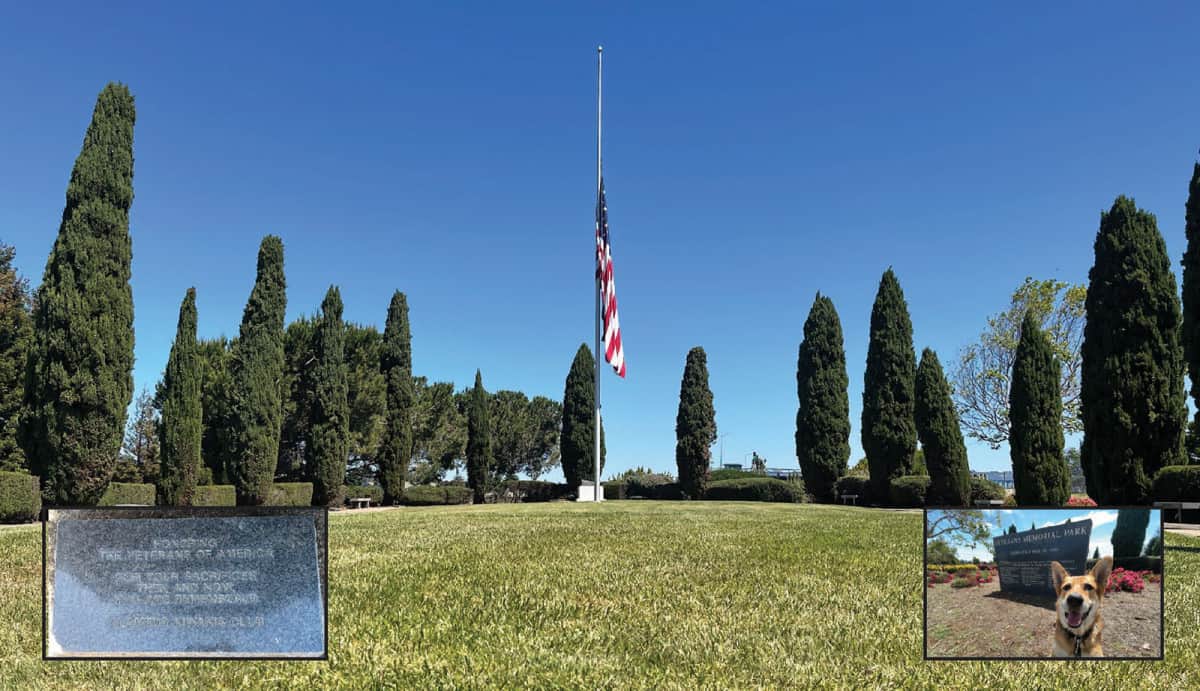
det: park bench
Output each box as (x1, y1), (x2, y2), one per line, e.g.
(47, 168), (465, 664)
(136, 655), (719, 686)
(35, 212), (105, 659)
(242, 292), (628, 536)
(1153, 501), (1200, 523)
(349, 497), (371, 510)
(973, 499), (1004, 508)
(840, 494), (858, 506)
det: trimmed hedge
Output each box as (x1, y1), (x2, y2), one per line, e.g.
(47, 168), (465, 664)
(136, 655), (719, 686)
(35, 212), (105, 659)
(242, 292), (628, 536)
(604, 479), (681, 500)
(969, 476), (1006, 502)
(0, 472), (41, 523)
(193, 485), (236, 506)
(1089, 556), (1162, 574)
(268, 482), (314, 506)
(708, 468), (762, 482)
(98, 482), (156, 506)
(1153, 465), (1200, 501)
(344, 485), (385, 506)
(835, 475), (870, 501)
(705, 477), (805, 503)
(889, 475), (930, 507)
(488, 480), (573, 503)
(402, 485), (473, 506)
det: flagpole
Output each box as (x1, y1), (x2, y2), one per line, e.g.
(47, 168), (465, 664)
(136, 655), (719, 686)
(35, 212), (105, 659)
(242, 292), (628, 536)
(594, 44), (603, 502)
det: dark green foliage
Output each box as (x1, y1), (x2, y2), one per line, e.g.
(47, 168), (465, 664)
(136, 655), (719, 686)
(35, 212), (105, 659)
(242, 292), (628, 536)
(834, 475), (870, 499)
(192, 484), (236, 507)
(888, 475), (930, 507)
(1144, 534), (1163, 557)
(914, 349), (971, 506)
(466, 370), (493, 503)
(708, 468), (762, 481)
(1008, 313), (1070, 506)
(111, 459), (142, 483)
(21, 83), (136, 505)
(344, 324), (386, 485)
(158, 289), (203, 506)
(267, 482), (313, 506)
(1153, 465), (1200, 500)
(795, 293), (850, 502)
(705, 477), (805, 503)
(1081, 197), (1187, 503)
(309, 287), (349, 508)
(229, 236), (287, 505)
(489, 480), (573, 503)
(676, 347), (716, 500)
(0, 243), (32, 472)
(560, 344), (605, 487)
(409, 378), (467, 482)
(379, 291), (413, 504)
(605, 468), (677, 499)
(278, 316), (316, 480)
(862, 269), (918, 501)
(1102, 555), (1161, 573)
(1181, 162), (1200, 447)
(1007, 524), (1017, 535)
(401, 485), (473, 506)
(969, 476), (1006, 502)
(98, 482), (156, 506)
(197, 337), (236, 484)
(0, 471), (40, 523)
(1093, 546), (1100, 559)
(1111, 509), (1152, 561)
(926, 539), (958, 565)
(343, 484), (384, 505)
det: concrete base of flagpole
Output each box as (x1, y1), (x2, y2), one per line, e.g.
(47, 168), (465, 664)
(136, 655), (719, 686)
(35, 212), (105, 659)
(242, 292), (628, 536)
(576, 481), (606, 502)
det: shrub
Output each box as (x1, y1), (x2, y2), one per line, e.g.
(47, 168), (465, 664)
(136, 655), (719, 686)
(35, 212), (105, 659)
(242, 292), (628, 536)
(192, 485), (236, 506)
(888, 475), (930, 507)
(705, 477), (806, 503)
(1153, 465), (1200, 501)
(197, 466), (213, 486)
(343, 485), (384, 506)
(111, 460), (142, 483)
(834, 475), (870, 500)
(402, 485), (473, 506)
(969, 476), (1005, 502)
(708, 468), (762, 482)
(927, 571), (953, 587)
(951, 574), (977, 588)
(1002, 494), (1017, 507)
(268, 482), (313, 506)
(0, 472), (41, 523)
(98, 482), (156, 506)
(1106, 568), (1147, 594)
(508, 481), (573, 503)
(603, 481), (627, 500)
(1066, 495), (1097, 507)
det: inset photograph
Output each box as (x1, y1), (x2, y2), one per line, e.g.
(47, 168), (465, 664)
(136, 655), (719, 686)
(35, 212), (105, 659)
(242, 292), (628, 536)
(925, 508), (1163, 659)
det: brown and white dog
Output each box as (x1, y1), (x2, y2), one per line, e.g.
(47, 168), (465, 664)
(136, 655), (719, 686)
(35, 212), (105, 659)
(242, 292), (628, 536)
(1050, 556), (1113, 658)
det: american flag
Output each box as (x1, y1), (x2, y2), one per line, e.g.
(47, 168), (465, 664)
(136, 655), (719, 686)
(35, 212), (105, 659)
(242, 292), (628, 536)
(596, 178), (626, 378)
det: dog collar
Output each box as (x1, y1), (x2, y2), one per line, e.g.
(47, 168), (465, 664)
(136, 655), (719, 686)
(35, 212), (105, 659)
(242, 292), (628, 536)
(1070, 626), (1092, 657)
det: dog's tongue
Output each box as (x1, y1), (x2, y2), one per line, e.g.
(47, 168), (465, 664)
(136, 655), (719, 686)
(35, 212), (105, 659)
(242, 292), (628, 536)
(1067, 611), (1083, 628)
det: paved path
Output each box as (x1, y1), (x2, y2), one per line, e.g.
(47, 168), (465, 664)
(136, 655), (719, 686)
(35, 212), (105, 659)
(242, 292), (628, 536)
(1165, 523), (1200, 538)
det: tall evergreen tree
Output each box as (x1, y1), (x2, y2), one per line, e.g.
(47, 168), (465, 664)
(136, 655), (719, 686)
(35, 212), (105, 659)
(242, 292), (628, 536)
(1182, 161), (1200, 458)
(158, 289), (202, 505)
(1009, 313), (1070, 506)
(914, 349), (971, 506)
(309, 286), (349, 507)
(1081, 197), (1187, 504)
(21, 83), (136, 504)
(466, 370), (492, 503)
(197, 337), (236, 484)
(379, 291), (413, 504)
(0, 242), (32, 472)
(676, 346), (717, 499)
(1111, 509), (1152, 562)
(560, 343), (605, 487)
(278, 316), (317, 480)
(229, 236), (287, 505)
(795, 293), (850, 502)
(862, 269), (918, 501)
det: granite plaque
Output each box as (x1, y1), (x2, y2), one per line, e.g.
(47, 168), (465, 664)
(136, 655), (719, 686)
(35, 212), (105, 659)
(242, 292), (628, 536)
(993, 519), (1092, 596)
(45, 507), (327, 659)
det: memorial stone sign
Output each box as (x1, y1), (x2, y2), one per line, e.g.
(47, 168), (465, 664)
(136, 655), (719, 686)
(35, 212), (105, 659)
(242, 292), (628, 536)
(992, 519), (1092, 596)
(45, 507), (327, 659)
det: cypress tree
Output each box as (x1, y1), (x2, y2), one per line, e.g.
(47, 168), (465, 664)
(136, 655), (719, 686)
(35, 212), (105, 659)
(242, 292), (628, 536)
(560, 343), (605, 487)
(229, 236), (287, 505)
(1182, 161), (1200, 455)
(914, 349), (971, 506)
(1009, 312), (1070, 506)
(21, 83), (136, 504)
(197, 337), (236, 484)
(466, 370), (492, 503)
(1111, 509), (1151, 562)
(1093, 546), (1100, 559)
(309, 286), (349, 507)
(1081, 197), (1187, 504)
(379, 291), (413, 504)
(862, 269), (918, 501)
(795, 293), (850, 502)
(158, 289), (202, 505)
(676, 346), (716, 499)
(0, 242), (32, 472)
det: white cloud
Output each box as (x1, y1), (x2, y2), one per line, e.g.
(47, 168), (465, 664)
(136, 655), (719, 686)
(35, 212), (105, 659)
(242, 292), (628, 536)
(1041, 510), (1120, 530)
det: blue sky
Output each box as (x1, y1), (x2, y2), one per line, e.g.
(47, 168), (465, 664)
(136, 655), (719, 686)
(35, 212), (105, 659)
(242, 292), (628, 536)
(928, 509), (1164, 563)
(2, 3), (1199, 481)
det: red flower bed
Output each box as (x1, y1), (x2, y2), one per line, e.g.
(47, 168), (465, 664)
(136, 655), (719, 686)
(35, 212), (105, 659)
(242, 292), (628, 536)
(1106, 568), (1157, 594)
(1066, 496), (1098, 507)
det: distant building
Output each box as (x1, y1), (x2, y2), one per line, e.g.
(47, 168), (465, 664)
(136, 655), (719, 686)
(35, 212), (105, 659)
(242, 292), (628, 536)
(971, 470), (1013, 489)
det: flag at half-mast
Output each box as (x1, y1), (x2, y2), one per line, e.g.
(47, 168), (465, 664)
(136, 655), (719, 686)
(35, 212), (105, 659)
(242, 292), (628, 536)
(596, 178), (626, 377)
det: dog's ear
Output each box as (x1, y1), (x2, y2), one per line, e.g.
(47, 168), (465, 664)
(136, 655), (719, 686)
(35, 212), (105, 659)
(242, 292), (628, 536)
(1091, 556), (1113, 593)
(1051, 561), (1069, 593)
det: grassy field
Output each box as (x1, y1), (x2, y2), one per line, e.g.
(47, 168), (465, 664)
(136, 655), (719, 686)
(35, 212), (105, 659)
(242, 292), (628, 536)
(1, 501), (1197, 689)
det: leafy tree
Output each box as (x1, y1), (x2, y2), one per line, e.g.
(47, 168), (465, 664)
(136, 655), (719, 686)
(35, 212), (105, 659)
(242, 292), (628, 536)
(914, 349), (971, 506)
(0, 242), (32, 472)
(379, 291), (413, 503)
(278, 316), (316, 481)
(121, 388), (160, 483)
(561, 344), (605, 487)
(309, 287), (349, 507)
(21, 83), (136, 504)
(197, 337), (236, 484)
(1111, 509), (1151, 561)
(489, 390), (530, 480)
(1009, 312), (1070, 505)
(229, 236), (287, 505)
(795, 293), (850, 502)
(344, 323), (386, 486)
(952, 278), (1086, 448)
(925, 510), (990, 552)
(1065, 447), (1084, 490)
(926, 538), (958, 565)
(409, 378), (467, 483)
(158, 289), (202, 505)
(1081, 197), (1187, 504)
(676, 347), (716, 499)
(466, 370), (492, 503)
(1182, 161), (1200, 455)
(862, 269), (917, 500)
(524, 396), (563, 480)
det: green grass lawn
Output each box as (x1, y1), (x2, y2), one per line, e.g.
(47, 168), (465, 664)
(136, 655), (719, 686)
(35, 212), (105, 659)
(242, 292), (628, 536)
(1, 502), (1197, 689)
